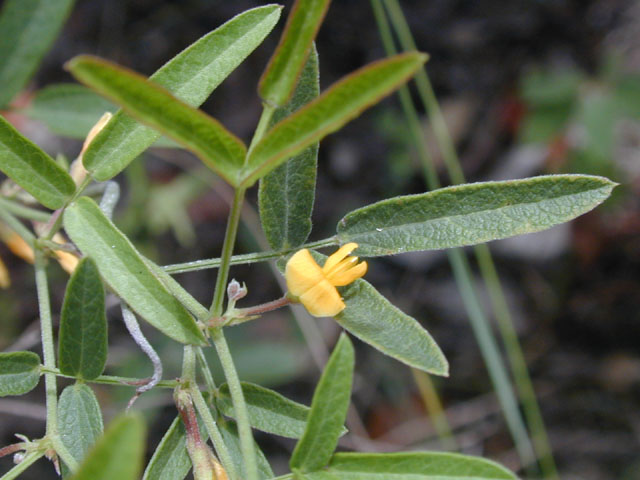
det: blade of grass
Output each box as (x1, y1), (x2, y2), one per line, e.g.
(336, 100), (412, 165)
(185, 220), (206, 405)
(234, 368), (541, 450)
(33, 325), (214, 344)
(381, 1), (559, 478)
(371, 1), (537, 474)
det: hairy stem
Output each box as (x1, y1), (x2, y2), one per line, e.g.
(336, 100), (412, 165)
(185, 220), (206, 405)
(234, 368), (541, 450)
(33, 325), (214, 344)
(162, 237), (337, 275)
(190, 386), (238, 480)
(0, 451), (43, 480)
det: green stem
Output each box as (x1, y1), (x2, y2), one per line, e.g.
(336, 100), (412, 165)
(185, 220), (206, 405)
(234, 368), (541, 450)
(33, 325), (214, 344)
(0, 197), (51, 222)
(41, 176), (91, 241)
(210, 329), (257, 480)
(196, 347), (217, 397)
(163, 236), (337, 274)
(207, 185), (257, 480)
(34, 251), (58, 438)
(190, 386), (238, 480)
(40, 367), (179, 388)
(209, 188), (246, 315)
(34, 252), (78, 472)
(0, 451), (43, 480)
(246, 104), (275, 158)
(182, 345), (197, 383)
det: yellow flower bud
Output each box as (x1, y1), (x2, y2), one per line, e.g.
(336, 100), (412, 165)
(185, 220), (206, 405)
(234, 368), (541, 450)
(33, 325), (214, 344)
(285, 243), (367, 317)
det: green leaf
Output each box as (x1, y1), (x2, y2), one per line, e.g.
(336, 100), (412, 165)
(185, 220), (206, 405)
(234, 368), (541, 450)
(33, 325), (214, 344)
(82, 5), (281, 181)
(66, 56), (246, 186)
(142, 416), (193, 480)
(220, 419), (274, 480)
(290, 333), (354, 472)
(336, 279), (448, 376)
(0, 0), (74, 107)
(0, 351), (40, 397)
(70, 414), (146, 480)
(0, 114), (76, 209)
(258, 0), (330, 107)
(337, 175), (616, 256)
(24, 84), (115, 139)
(243, 52), (427, 186)
(217, 381), (329, 439)
(259, 46), (319, 251)
(58, 257), (107, 380)
(63, 197), (206, 345)
(300, 452), (517, 479)
(58, 384), (103, 470)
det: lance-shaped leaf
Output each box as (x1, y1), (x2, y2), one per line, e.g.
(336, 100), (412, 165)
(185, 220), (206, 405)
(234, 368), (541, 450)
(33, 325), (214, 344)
(66, 56), (246, 186)
(142, 416), (198, 480)
(300, 452), (517, 479)
(258, 0), (330, 106)
(220, 419), (274, 480)
(70, 414), (146, 480)
(336, 279), (448, 376)
(290, 334), (354, 472)
(0, 115), (76, 209)
(217, 381), (331, 439)
(243, 52), (427, 186)
(0, 351), (40, 397)
(63, 197), (206, 345)
(0, 0), (74, 107)
(337, 175), (617, 256)
(58, 384), (103, 471)
(58, 257), (107, 380)
(82, 5), (281, 181)
(259, 46), (319, 251)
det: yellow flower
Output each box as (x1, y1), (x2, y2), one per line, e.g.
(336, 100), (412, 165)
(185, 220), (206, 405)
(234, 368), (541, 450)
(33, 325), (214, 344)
(285, 243), (367, 317)
(1, 229), (78, 275)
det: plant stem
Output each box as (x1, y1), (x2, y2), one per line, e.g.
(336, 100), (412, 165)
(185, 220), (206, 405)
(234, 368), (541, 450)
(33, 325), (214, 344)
(182, 345), (197, 383)
(206, 185), (257, 480)
(196, 347), (217, 397)
(40, 367), (179, 388)
(209, 188), (246, 315)
(190, 386), (238, 480)
(0, 197), (51, 222)
(246, 104), (275, 158)
(162, 236), (337, 274)
(0, 451), (43, 480)
(232, 295), (291, 319)
(34, 251), (58, 438)
(210, 329), (256, 480)
(34, 252), (78, 472)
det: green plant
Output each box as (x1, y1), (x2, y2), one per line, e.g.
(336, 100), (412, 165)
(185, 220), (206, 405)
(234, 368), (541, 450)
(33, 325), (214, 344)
(0, 1), (615, 479)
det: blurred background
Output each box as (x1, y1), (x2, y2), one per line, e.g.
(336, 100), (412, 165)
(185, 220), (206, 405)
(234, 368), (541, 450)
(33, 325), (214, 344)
(0, 1), (639, 479)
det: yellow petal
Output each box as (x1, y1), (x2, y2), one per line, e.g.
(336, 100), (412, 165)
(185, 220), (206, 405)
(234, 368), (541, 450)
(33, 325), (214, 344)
(299, 279), (345, 317)
(285, 249), (324, 297)
(329, 260), (367, 286)
(0, 256), (10, 288)
(322, 242), (358, 274)
(4, 232), (35, 264)
(55, 251), (79, 274)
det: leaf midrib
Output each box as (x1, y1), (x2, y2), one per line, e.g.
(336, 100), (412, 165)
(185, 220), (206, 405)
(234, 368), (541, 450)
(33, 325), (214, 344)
(343, 185), (608, 238)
